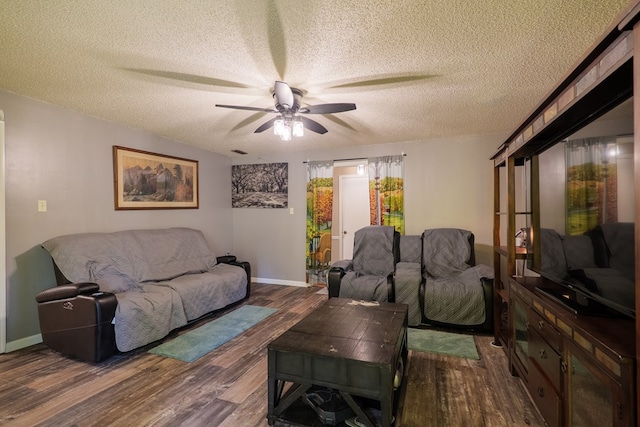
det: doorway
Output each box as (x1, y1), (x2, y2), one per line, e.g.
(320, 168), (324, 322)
(338, 174), (370, 259)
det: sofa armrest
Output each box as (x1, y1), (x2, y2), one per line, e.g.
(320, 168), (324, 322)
(480, 277), (494, 333)
(217, 255), (237, 264)
(36, 282), (101, 303)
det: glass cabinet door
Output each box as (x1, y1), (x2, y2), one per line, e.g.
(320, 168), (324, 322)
(567, 348), (613, 426)
(512, 296), (528, 371)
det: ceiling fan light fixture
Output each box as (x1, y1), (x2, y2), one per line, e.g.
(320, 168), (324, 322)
(292, 118), (304, 137)
(274, 117), (285, 136)
(281, 123), (292, 141)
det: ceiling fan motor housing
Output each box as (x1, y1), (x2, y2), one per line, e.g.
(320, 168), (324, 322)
(274, 87), (303, 115)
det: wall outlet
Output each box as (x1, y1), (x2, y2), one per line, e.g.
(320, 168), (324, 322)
(37, 200), (47, 212)
(289, 207), (294, 215)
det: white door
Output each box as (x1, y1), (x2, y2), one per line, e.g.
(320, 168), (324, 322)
(339, 175), (370, 259)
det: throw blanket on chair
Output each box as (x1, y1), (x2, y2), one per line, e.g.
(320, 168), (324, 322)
(422, 229), (493, 325)
(339, 226), (396, 302)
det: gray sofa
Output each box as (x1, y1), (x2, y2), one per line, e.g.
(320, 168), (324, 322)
(35, 227), (250, 361)
(329, 227), (493, 332)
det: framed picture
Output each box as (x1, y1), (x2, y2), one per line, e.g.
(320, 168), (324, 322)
(232, 162), (288, 208)
(113, 145), (199, 210)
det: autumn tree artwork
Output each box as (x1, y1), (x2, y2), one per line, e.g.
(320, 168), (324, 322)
(232, 163), (288, 208)
(113, 146), (198, 210)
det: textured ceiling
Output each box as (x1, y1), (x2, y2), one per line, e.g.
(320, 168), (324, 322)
(0, 1), (632, 157)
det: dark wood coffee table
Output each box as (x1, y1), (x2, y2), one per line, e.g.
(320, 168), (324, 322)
(267, 298), (408, 427)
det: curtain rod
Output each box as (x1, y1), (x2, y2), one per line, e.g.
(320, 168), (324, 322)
(303, 152), (406, 163)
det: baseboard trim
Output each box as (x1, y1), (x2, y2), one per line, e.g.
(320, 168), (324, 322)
(5, 333), (42, 353)
(252, 277), (309, 287)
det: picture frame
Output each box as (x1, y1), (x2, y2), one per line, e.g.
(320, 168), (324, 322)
(113, 145), (199, 210)
(232, 162), (288, 208)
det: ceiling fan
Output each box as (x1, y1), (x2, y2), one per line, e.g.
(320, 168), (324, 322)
(215, 81), (356, 140)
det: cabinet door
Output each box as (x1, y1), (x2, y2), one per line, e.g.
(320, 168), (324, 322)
(565, 341), (630, 426)
(511, 294), (528, 375)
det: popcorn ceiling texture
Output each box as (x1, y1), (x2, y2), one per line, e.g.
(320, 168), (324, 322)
(0, 0), (631, 156)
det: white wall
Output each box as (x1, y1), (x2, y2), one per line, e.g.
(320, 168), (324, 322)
(232, 134), (501, 284)
(2, 90), (234, 349)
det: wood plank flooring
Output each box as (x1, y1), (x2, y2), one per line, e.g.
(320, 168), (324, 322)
(0, 283), (543, 427)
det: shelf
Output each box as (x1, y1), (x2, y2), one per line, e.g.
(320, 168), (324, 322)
(495, 246), (529, 259)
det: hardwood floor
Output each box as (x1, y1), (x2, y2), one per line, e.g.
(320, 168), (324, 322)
(0, 283), (543, 427)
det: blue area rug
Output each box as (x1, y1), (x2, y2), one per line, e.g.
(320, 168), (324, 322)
(408, 328), (479, 359)
(149, 305), (277, 362)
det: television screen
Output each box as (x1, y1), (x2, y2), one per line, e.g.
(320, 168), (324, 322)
(530, 97), (635, 319)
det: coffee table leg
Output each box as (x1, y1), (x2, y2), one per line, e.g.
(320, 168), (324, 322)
(340, 391), (375, 427)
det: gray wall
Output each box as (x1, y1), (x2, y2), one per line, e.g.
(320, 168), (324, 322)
(2, 90), (234, 349)
(2, 88), (503, 350)
(232, 134), (500, 284)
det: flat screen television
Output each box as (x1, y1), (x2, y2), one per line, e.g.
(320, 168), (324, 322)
(528, 97), (635, 319)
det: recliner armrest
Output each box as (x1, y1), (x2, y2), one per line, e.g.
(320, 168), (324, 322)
(328, 266), (347, 298)
(36, 283), (101, 303)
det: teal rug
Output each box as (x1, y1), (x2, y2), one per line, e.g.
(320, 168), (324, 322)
(408, 328), (479, 359)
(149, 305), (277, 362)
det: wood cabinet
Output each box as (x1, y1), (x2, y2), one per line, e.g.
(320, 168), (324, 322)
(510, 278), (635, 426)
(491, 2), (640, 425)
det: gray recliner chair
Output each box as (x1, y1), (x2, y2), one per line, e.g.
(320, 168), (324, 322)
(328, 225), (400, 302)
(420, 228), (494, 332)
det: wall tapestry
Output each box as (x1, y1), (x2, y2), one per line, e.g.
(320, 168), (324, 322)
(565, 136), (617, 235)
(232, 162), (288, 208)
(113, 145), (198, 210)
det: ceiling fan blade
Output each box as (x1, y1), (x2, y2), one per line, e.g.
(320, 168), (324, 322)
(300, 116), (328, 134)
(274, 81), (294, 109)
(123, 68), (252, 89)
(326, 74), (437, 89)
(254, 117), (278, 133)
(299, 103), (357, 114)
(216, 104), (277, 113)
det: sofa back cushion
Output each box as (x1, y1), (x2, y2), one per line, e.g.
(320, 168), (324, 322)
(352, 226), (397, 276)
(42, 228), (217, 293)
(422, 228), (474, 279)
(562, 235), (597, 270)
(539, 228), (568, 281)
(598, 222), (635, 281)
(399, 235), (422, 264)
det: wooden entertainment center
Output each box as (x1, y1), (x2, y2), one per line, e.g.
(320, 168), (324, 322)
(491, 2), (640, 425)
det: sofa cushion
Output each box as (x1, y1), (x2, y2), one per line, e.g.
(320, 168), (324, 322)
(152, 263), (248, 321)
(42, 228), (218, 290)
(422, 228), (473, 279)
(352, 226), (396, 276)
(562, 235), (597, 270)
(399, 235), (422, 264)
(130, 228), (217, 281)
(599, 222), (635, 282)
(539, 228), (568, 281)
(43, 231), (148, 290)
(113, 283), (188, 352)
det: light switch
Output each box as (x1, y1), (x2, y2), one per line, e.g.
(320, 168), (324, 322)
(289, 207), (294, 215)
(37, 200), (47, 212)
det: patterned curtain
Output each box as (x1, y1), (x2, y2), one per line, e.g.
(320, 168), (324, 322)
(565, 137), (617, 235)
(306, 161), (334, 285)
(368, 155), (405, 235)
